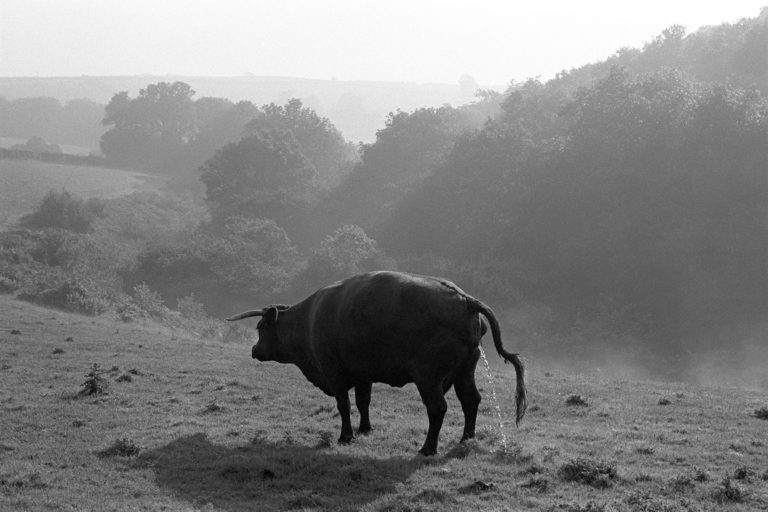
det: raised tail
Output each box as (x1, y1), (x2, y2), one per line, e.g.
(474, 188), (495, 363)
(470, 298), (527, 425)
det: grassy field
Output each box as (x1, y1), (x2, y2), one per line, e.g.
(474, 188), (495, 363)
(0, 159), (160, 228)
(1, 294), (767, 511)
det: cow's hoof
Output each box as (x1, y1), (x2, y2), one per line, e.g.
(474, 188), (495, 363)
(338, 434), (353, 444)
(357, 425), (372, 435)
(418, 447), (437, 457)
(460, 434), (475, 443)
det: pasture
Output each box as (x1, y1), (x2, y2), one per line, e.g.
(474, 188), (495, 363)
(0, 159), (158, 228)
(1, 295), (767, 511)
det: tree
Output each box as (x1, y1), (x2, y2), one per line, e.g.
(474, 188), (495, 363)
(100, 81), (197, 170)
(20, 190), (105, 233)
(200, 130), (317, 232)
(244, 98), (355, 188)
(318, 106), (470, 235)
(294, 225), (394, 293)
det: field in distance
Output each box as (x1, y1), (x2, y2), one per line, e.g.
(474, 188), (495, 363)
(1, 295), (767, 511)
(0, 159), (158, 229)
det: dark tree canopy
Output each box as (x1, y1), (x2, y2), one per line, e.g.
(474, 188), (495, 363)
(200, 130), (317, 230)
(100, 81), (197, 170)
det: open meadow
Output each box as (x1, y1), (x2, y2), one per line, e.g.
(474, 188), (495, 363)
(0, 160), (159, 229)
(1, 295), (767, 511)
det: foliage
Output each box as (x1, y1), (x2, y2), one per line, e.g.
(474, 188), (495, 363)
(131, 283), (168, 319)
(558, 458), (617, 488)
(245, 98), (356, 188)
(294, 225), (394, 293)
(127, 216), (299, 317)
(96, 438), (140, 458)
(200, 130), (317, 232)
(10, 136), (61, 154)
(19, 189), (105, 233)
(320, 106), (470, 234)
(383, 67), (768, 339)
(100, 81), (197, 171)
(78, 363), (108, 396)
(176, 292), (206, 320)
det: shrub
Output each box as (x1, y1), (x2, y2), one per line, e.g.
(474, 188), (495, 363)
(18, 273), (109, 315)
(712, 477), (747, 503)
(132, 283), (167, 319)
(20, 189), (105, 233)
(566, 395), (589, 407)
(176, 292), (206, 320)
(559, 458), (617, 488)
(96, 438), (140, 458)
(78, 364), (108, 396)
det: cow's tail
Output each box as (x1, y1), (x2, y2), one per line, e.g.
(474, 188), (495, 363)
(470, 298), (527, 426)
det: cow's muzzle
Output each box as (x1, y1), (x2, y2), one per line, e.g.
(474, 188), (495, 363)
(251, 344), (259, 359)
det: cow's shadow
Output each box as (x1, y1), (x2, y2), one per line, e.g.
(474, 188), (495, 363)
(132, 432), (424, 511)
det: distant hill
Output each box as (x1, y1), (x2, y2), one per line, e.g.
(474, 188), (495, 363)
(0, 75), (502, 143)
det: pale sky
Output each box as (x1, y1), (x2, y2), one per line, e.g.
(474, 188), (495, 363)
(1, 1), (765, 85)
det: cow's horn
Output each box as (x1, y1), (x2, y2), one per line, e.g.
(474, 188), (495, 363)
(226, 309), (266, 321)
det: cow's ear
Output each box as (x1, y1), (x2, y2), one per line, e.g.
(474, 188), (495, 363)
(264, 306), (280, 323)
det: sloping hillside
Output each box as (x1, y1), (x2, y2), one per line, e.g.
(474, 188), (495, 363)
(1, 295), (767, 511)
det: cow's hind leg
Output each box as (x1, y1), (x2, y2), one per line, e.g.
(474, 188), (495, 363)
(454, 347), (481, 442)
(334, 391), (354, 444)
(414, 380), (447, 456)
(355, 382), (372, 434)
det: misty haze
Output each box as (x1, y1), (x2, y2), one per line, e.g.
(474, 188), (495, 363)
(1, 2), (767, 511)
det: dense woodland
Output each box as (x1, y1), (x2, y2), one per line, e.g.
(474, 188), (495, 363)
(1, 10), (767, 369)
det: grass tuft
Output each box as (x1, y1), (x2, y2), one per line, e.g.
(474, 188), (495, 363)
(733, 466), (755, 481)
(658, 398), (671, 405)
(670, 474), (695, 493)
(559, 457), (617, 488)
(202, 400), (225, 414)
(521, 476), (549, 493)
(712, 477), (748, 503)
(566, 394), (589, 407)
(753, 406), (768, 420)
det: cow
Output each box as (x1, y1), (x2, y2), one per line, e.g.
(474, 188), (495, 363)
(227, 270), (526, 456)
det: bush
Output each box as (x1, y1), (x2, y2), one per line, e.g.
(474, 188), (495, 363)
(176, 292), (206, 320)
(296, 225), (395, 292)
(20, 189), (105, 233)
(712, 477), (748, 503)
(132, 283), (168, 319)
(96, 438), (140, 458)
(18, 272), (109, 315)
(78, 364), (108, 396)
(559, 458), (617, 488)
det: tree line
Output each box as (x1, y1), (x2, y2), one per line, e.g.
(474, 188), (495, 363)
(2, 10), (766, 361)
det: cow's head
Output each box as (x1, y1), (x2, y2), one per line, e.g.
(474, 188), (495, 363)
(226, 305), (291, 362)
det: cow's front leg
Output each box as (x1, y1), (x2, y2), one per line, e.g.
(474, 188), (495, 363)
(335, 392), (354, 443)
(355, 382), (372, 434)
